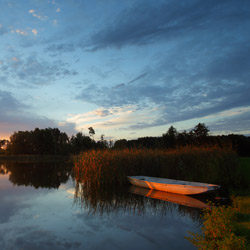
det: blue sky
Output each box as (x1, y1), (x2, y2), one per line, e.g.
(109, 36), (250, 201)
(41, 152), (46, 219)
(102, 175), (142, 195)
(0, 0), (250, 140)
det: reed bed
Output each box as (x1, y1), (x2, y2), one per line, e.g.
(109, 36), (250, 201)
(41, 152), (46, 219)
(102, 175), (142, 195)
(73, 146), (240, 189)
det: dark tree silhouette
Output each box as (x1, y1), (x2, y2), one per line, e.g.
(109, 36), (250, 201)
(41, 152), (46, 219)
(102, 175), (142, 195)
(193, 123), (209, 137)
(88, 127), (95, 139)
(163, 126), (178, 148)
(70, 132), (94, 153)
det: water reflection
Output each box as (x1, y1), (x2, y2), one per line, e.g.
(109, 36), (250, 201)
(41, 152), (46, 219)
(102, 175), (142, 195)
(0, 160), (201, 250)
(129, 186), (209, 209)
(0, 160), (72, 189)
(74, 181), (203, 223)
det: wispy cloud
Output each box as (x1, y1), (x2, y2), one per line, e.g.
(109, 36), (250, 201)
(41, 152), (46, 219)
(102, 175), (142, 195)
(29, 9), (48, 20)
(14, 29), (28, 36)
(67, 105), (161, 134)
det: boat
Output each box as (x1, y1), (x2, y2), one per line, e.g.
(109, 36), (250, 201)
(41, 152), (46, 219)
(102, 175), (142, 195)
(129, 186), (209, 209)
(127, 176), (220, 195)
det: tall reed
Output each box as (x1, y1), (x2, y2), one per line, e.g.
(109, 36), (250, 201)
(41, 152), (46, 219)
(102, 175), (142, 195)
(73, 146), (239, 189)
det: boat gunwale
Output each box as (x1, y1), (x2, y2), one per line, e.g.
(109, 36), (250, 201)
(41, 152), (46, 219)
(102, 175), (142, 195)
(128, 176), (220, 188)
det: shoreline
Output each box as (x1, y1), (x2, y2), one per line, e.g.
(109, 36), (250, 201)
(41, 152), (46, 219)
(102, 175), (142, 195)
(0, 154), (68, 162)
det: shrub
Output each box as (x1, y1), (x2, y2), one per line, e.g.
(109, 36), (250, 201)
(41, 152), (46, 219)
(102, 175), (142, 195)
(187, 204), (246, 250)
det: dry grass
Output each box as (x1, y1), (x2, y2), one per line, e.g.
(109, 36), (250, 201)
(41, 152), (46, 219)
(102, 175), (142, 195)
(73, 146), (239, 189)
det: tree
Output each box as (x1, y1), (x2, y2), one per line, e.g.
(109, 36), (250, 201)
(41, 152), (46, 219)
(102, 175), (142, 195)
(88, 127), (95, 139)
(114, 139), (128, 149)
(70, 132), (94, 153)
(193, 123), (209, 137)
(0, 139), (8, 149)
(6, 128), (70, 155)
(162, 126), (178, 148)
(96, 134), (108, 149)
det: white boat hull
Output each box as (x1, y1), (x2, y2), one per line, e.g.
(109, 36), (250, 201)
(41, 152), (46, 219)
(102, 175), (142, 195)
(127, 176), (220, 195)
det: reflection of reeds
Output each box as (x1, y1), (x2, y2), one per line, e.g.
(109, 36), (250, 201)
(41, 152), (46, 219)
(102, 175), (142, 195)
(73, 181), (203, 221)
(73, 147), (239, 189)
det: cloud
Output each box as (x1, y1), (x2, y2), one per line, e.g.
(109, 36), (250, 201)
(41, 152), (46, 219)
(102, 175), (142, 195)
(0, 226), (81, 250)
(127, 73), (148, 84)
(15, 29), (28, 36)
(84, 0), (250, 51)
(45, 43), (76, 53)
(0, 24), (7, 35)
(208, 108), (250, 135)
(28, 9), (48, 20)
(77, 37), (250, 130)
(0, 90), (77, 138)
(0, 90), (26, 115)
(32, 29), (38, 35)
(0, 54), (78, 86)
(66, 105), (161, 134)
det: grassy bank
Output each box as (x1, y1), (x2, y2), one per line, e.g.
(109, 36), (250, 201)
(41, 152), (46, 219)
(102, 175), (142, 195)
(234, 196), (250, 249)
(233, 157), (250, 249)
(73, 147), (239, 189)
(187, 157), (250, 249)
(187, 196), (250, 250)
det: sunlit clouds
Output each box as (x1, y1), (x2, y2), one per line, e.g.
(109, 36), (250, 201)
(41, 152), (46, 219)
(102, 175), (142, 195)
(67, 105), (162, 139)
(29, 9), (48, 20)
(32, 29), (38, 35)
(14, 29), (28, 36)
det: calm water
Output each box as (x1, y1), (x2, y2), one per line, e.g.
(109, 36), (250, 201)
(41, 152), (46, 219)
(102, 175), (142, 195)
(0, 160), (203, 250)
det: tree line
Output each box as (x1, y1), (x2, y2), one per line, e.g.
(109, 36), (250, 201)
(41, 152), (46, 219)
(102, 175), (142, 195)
(114, 123), (250, 157)
(0, 127), (108, 155)
(0, 123), (249, 156)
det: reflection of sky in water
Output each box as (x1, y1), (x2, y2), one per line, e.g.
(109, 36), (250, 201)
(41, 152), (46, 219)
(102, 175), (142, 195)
(0, 171), (199, 250)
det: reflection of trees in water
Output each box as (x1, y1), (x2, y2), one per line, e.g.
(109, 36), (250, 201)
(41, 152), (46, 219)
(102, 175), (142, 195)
(0, 163), (9, 175)
(1, 161), (73, 188)
(73, 181), (203, 223)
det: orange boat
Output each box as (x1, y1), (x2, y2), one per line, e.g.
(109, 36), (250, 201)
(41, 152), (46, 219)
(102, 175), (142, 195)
(127, 176), (220, 195)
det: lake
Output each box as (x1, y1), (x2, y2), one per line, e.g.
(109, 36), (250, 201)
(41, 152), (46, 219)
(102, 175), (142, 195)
(0, 160), (204, 250)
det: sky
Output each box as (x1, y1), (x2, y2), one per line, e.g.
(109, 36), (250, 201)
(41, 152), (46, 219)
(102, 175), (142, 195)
(0, 0), (250, 141)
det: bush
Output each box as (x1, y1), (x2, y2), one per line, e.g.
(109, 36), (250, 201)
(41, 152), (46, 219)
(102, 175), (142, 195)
(187, 204), (246, 250)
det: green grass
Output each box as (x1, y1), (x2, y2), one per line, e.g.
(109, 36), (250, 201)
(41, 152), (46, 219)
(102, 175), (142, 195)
(234, 196), (250, 249)
(237, 158), (250, 190)
(233, 158), (250, 249)
(187, 157), (250, 250)
(187, 204), (247, 250)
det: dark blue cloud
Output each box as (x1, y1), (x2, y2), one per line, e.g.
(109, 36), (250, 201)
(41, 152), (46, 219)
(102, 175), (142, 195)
(0, 25), (7, 35)
(85, 0), (250, 50)
(0, 90), (26, 115)
(209, 111), (250, 135)
(75, 0), (250, 132)
(0, 90), (77, 136)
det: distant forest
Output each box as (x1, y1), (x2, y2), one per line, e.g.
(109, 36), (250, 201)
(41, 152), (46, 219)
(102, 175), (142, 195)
(0, 123), (250, 156)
